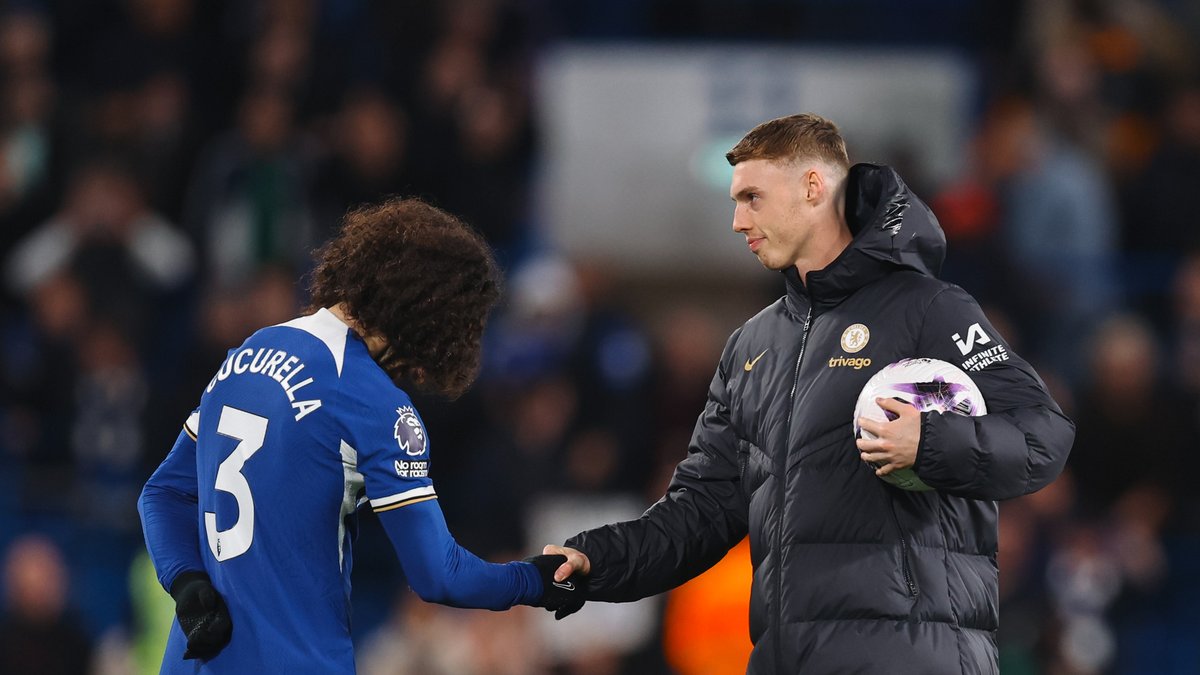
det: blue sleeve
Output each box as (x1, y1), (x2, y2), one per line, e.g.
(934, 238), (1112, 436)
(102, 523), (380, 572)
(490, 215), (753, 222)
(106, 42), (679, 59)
(377, 499), (542, 609)
(342, 382), (540, 608)
(138, 418), (205, 591)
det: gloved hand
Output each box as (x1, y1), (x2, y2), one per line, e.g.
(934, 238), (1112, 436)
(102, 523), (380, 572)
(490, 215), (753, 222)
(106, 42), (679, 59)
(523, 554), (586, 620)
(170, 571), (233, 660)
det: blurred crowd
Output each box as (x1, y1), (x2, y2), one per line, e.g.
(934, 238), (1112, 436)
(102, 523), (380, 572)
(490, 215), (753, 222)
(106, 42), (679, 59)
(0, 0), (1197, 674)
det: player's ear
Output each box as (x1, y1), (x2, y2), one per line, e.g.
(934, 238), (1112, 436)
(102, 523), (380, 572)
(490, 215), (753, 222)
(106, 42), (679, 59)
(804, 168), (824, 203)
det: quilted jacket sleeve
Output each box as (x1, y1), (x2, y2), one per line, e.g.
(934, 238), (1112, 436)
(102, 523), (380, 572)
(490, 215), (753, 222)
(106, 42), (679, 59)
(912, 285), (1075, 500)
(564, 330), (750, 602)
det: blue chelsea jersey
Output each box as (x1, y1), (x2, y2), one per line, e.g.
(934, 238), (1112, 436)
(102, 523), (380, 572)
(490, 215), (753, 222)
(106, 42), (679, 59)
(163, 308), (435, 673)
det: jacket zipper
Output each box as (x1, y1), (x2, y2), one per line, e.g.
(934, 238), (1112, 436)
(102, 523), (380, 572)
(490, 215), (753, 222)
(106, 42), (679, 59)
(776, 305), (812, 673)
(887, 496), (919, 597)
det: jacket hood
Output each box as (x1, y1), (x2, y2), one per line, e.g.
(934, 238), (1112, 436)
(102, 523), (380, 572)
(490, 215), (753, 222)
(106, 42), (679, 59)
(785, 163), (946, 312)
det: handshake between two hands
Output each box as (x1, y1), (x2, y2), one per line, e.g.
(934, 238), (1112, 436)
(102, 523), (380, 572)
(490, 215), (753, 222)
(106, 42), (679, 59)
(523, 544), (591, 620)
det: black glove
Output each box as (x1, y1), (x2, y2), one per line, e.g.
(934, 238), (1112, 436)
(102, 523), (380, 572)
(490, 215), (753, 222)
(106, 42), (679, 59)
(523, 554), (586, 620)
(170, 571), (233, 660)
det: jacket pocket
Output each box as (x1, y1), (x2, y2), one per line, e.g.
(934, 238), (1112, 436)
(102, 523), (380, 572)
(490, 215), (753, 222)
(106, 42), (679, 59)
(887, 493), (920, 598)
(737, 439), (770, 498)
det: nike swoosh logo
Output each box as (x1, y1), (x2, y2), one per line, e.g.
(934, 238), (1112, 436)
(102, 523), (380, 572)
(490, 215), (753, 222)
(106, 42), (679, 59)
(744, 350), (768, 372)
(552, 580), (575, 591)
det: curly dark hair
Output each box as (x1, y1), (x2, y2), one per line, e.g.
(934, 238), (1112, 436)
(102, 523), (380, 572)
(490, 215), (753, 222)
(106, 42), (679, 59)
(308, 197), (502, 399)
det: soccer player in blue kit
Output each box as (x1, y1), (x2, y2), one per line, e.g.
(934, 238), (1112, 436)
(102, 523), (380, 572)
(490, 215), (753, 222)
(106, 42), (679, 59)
(138, 198), (582, 672)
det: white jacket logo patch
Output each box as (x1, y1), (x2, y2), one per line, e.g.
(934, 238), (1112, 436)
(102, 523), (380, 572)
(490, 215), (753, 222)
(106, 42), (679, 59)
(952, 323), (992, 356)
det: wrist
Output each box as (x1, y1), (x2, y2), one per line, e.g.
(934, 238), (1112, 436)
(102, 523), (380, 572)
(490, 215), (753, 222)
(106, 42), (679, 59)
(169, 570), (211, 599)
(515, 560), (544, 606)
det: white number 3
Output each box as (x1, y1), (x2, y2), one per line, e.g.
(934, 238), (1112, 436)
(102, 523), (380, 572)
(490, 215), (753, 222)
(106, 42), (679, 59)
(205, 406), (269, 561)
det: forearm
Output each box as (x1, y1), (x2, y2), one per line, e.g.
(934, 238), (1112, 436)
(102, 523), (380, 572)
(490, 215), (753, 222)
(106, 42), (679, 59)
(567, 476), (748, 602)
(379, 500), (541, 609)
(568, 328), (748, 602)
(138, 483), (205, 591)
(139, 428), (205, 590)
(913, 286), (1076, 501)
(915, 406), (1075, 500)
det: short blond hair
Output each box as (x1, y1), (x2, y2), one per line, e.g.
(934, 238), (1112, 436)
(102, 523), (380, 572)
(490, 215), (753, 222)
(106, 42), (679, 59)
(725, 113), (850, 169)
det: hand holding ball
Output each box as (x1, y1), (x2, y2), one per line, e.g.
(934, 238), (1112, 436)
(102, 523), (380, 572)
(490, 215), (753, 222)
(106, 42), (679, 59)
(853, 358), (987, 491)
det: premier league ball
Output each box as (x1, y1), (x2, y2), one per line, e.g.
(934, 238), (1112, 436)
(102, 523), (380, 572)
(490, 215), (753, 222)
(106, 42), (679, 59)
(852, 358), (987, 491)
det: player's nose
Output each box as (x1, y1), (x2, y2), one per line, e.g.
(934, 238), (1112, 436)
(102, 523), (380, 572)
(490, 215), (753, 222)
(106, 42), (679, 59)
(732, 208), (750, 233)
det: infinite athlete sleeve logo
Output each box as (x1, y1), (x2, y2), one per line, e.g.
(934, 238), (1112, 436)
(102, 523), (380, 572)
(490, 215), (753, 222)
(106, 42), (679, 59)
(952, 323), (1010, 371)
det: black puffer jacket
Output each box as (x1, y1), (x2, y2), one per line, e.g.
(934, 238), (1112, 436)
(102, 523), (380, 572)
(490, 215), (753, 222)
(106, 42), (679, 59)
(565, 164), (1074, 675)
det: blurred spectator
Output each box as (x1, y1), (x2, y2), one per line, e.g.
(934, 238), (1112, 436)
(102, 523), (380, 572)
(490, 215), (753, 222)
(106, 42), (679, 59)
(646, 305), (724, 470)
(487, 256), (586, 381)
(53, 0), (216, 218)
(0, 8), (56, 241)
(440, 82), (535, 256)
(5, 159), (195, 344)
(1070, 312), (1190, 521)
(1025, 8), (1109, 150)
(247, 17), (313, 96)
(484, 262), (653, 515)
(930, 101), (1014, 305)
(0, 535), (93, 675)
(993, 100), (1122, 377)
(566, 261), (653, 484)
(71, 318), (149, 530)
(183, 86), (315, 286)
(127, 71), (200, 220)
(1069, 314), (1192, 519)
(0, 9), (51, 78)
(2, 271), (86, 512)
(1045, 525), (1123, 674)
(409, 0), (535, 257)
(66, 66), (199, 223)
(415, 1), (491, 122)
(312, 87), (413, 236)
(1121, 83), (1200, 323)
(0, 64), (56, 259)
(443, 374), (578, 555)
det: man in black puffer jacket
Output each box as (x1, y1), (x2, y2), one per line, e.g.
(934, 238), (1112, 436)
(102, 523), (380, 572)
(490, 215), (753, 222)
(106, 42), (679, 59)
(541, 114), (1074, 674)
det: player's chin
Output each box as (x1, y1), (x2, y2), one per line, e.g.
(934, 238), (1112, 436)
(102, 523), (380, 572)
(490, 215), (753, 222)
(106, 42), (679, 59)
(757, 255), (787, 271)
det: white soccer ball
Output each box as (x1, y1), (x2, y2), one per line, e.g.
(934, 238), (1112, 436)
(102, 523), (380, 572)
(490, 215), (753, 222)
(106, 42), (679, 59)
(852, 357), (987, 491)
